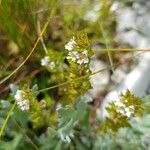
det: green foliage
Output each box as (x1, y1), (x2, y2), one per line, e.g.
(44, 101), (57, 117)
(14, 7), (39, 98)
(11, 85), (52, 129)
(0, 0), (150, 149)
(40, 31), (93, 104)
(39, 95), (93, 150)
(0, 91), (149, 149)
(94, 114), (150, 150)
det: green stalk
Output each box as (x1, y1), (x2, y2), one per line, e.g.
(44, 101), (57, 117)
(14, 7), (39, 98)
(99, 22), (114, 73)
(0, 102), (16, 138)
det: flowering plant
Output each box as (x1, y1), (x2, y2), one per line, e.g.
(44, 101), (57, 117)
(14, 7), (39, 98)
(2, 34), (146, 149)
(0, 0), (150, 150)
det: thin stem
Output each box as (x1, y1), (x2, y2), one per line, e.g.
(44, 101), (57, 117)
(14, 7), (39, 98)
(99, 22), (114, 73)
(0, 102), (16, 138)
(37, 51), (146, 93)
(12, 118), (39, 150)
(37, 65), (116, 93)
(37, 19), (48, 54)
(0, 1), (58, 85)
(93, 48), (150, 52)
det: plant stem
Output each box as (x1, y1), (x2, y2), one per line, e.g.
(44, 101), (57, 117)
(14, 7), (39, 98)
(0, 102), (16, 138)
(37, 51), (145, 93)
(99, 22), (114, 73)
(93, 48), (150, 52)
(0, 0), (58, 85)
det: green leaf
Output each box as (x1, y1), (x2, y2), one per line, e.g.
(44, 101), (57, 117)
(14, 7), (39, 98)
(13, 108), (28, 128)
(0, 133), (22, 150)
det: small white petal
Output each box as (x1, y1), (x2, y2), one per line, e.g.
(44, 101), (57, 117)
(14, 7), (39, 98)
(66, 55), (73, 60)
(126, 111), (132, 118)
(114, 101), (125, 108)
(124, 107), (130, 112)
(41, 56), (50, 66)
(118, 109), (126, 115)
(77, 59), (83, 65)
(49, 62), (55, 70)
(82, 50), (88, 56)
(16, 99), (29, 111)
(67, 51), (79, 62)
(14, 90), (23, 101)
(83, 57), (89, 64)
(65, 38), (76, 51)
(65, 45), (73, 51)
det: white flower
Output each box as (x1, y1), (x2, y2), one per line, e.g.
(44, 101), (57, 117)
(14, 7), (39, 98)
(67, 50), (89, 65)
(77, 57), (89, 64)
(117, 109), (126, 116)
(125, 107), (132, 117)
(114, 100), (125, 108)
(77, 51), (89, 65)
(114, 100), (135, 118)
(16, 99), (29, 111)
(82, 50), (88, 55)
(117, 106), (134, 118)
(66, 51), (80, 62)
(49, 62), (56, 70)
(125, 107), (134, 117)
(126, 111), (132, 118)
(41, 56), (50, 66)
(14, 90), (29, 111)
(124, 107), (130, 112)
(41, 56), (56, 70)
(117, 106), (132, 117)
(65, 37), (76, 51)
(14, 90), (24, 101)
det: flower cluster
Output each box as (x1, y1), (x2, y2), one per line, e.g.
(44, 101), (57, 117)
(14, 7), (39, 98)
(65, 37), (76, 51)
(14, 90), (29, 111)
(114, 100), (135, 118)
(41, 56), (56, 70)
(65, 37), (89, 65)
(66, 50), (89, 65)
(100, 91), (144, 133)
